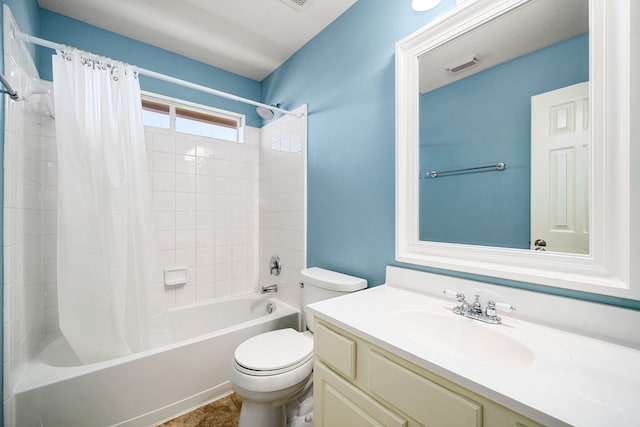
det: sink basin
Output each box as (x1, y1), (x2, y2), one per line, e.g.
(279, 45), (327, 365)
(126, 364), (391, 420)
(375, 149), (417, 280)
(388, 310), (535, 367)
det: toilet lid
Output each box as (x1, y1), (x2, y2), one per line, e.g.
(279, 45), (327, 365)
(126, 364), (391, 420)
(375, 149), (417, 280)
(234, 328), (313, 373)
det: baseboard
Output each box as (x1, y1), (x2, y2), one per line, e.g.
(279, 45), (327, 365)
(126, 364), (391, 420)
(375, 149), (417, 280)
(112, 381), (234, 427)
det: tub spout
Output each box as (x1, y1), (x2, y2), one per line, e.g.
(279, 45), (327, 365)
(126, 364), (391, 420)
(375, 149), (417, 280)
(260, 284), (278, 294)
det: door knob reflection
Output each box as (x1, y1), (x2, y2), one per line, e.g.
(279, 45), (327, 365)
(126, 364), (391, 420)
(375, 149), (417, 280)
(534, 239), (547, 251)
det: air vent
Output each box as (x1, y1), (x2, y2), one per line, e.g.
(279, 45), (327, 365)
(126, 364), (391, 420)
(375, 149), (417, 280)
(280, 0), (311, 12)
(446, 55), (480, 75)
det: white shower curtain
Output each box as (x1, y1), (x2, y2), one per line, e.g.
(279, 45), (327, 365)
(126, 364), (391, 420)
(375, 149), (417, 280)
(52, 49), (170, 364)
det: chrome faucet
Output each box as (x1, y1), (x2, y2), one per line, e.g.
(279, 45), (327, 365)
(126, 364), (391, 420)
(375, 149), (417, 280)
(443, 290), (515, 325)
(260, 284), (278, 294)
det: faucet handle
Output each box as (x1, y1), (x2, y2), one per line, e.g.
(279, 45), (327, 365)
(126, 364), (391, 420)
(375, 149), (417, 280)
(269, 255), (281, 276)
(494, 301), (516, 313)
(485, 300), (497, 317)
(443, 290), (467, 302)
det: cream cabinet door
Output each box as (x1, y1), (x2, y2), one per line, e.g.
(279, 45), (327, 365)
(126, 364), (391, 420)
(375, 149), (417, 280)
(314, 361), (408, 427)
(369, 351), (482, 427)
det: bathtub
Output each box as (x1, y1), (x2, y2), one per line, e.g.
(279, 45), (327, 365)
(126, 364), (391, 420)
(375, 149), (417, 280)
(12, 294), (299, 427)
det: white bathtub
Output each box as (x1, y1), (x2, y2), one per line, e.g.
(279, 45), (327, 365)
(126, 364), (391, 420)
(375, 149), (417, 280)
(13, 294), (299, 427)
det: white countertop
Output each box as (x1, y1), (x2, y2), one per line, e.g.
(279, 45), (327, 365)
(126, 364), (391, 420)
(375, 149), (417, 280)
(307, 284), (640, 427)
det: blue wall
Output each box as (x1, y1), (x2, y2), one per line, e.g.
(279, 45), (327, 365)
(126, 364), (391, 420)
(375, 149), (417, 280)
(262, 2), (640, 310)
(37, 10), (265, 127)
(262, 0), (457, 285)
(419, 34), (589, 248)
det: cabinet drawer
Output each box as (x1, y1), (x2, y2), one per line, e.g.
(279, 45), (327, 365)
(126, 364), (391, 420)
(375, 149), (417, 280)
(315, 322), (357, 379)
(369, 351), (482, 427)
(315, 361), (408, 427)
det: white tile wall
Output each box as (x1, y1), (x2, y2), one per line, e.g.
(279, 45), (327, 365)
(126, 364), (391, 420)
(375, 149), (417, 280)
(3, 8), (52, 424)
(12, 121), (276, 322)
(40, 121), (58, 334)
(146, 126), (261, 307)
(258, 105), (307, 310)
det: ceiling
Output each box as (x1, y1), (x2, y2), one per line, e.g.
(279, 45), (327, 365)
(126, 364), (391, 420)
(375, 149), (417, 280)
(38, 0), (358, 81)
(419, 0), (588, 93)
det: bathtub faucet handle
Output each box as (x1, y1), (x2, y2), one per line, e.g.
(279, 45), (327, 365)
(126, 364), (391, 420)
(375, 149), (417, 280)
(261, 284), (278, 294)
(270, 255), (281, 276)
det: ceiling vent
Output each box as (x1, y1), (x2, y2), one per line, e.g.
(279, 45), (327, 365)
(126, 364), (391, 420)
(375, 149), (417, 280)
(280, 0), (311, 12)
(446, 55), (480, 75)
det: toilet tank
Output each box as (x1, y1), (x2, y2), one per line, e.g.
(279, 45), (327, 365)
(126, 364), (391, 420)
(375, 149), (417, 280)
(301, 267), (367, 332)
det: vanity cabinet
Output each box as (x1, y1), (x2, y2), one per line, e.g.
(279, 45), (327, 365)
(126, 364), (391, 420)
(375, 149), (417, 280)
(315, 362), (409, 427)
(314, 320), (544, 427)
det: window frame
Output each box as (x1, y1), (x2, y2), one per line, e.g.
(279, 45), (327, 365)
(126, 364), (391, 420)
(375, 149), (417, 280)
(141, 91), (246, 143)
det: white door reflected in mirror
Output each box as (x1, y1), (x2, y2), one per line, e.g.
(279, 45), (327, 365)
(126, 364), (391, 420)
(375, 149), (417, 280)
(531, 82), (589, 254)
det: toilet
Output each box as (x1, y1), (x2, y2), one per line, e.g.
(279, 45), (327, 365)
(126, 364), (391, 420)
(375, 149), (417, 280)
(230, 267), (367, 427)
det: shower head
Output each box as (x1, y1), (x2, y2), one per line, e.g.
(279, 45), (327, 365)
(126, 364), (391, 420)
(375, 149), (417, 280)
(256, 103), (281, 120)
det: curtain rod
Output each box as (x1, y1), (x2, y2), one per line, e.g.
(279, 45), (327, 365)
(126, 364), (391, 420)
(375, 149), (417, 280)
(0, 72), (19, 100)
(14, 30), (303, 118)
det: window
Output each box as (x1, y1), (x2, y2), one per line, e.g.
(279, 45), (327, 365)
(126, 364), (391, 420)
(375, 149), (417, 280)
(141, 93), (245, 143)
(141, 99), (170, 129)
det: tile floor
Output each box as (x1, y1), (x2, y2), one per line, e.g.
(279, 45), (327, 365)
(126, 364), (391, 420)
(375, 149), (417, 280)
(159, 393), (242, 426)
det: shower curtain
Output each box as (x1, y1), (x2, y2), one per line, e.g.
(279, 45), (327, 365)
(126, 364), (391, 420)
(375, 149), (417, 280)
(52, 49), (170, 364)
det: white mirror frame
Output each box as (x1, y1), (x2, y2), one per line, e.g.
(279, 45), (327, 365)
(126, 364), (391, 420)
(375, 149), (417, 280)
(396, 0), (640, 300)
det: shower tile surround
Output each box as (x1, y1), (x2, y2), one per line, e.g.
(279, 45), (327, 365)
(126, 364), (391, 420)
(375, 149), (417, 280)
(147, 126), (262, 307)
(2, 9), (308, 423)
(258, 109), (307, 311)
(2, 8), (53, 424)
(147, 104), (307, 310)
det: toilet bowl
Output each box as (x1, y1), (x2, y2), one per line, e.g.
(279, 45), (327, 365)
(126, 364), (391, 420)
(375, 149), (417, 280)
(230, 267), (367, 427)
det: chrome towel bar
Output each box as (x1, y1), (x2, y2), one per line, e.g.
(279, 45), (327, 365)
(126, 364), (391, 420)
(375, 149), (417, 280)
(422, 162), (505, 179)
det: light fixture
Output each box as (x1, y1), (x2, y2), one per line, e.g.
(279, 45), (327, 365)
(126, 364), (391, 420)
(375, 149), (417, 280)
(411, 0), (442, 12)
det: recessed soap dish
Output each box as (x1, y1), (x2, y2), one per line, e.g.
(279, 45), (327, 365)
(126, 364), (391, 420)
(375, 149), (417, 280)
(164, 268), (188, 286)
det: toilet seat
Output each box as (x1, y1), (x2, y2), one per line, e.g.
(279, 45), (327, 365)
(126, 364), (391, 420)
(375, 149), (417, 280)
(234, 328), (313, 376)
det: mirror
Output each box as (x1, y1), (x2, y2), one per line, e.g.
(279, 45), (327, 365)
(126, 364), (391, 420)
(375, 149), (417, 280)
(417, 0), (589, 255)
(396, 0), (638, 300)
